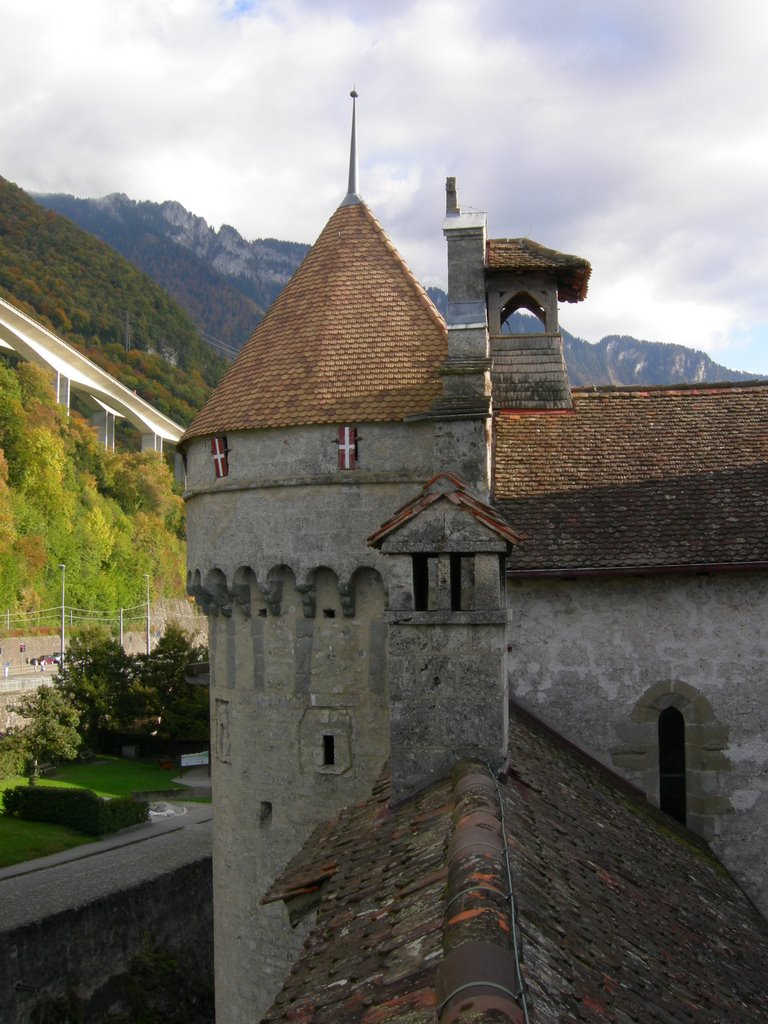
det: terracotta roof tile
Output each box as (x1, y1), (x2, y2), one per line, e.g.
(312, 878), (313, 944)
(493, 381), (768, 571)
(262, 772), (448, 1024)
(182, 202), (447, 441)
(262, 706), (768, 1023)
(367, 473), (524, 550)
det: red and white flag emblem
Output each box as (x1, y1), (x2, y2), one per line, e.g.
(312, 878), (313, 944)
(338, 426), (358, 470)
(211, 436), (229, 478)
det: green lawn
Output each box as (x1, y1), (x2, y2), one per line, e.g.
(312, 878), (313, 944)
(0, 756), (188, 868)
(0, 816), (97, 868)
(0, 756), (186, 798)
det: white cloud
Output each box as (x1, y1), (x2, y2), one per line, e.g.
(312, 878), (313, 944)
(1, 0), (768, 372)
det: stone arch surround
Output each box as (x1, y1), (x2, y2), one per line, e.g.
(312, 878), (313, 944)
(612, 679), (731, 841)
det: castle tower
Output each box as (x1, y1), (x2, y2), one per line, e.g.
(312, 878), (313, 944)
(180, 97), (453, 1023)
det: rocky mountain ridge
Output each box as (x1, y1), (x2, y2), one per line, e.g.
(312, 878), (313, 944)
(34, 191), (765, 386)
(34, 191), (309, 354)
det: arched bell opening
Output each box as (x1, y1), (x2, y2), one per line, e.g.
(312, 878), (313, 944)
(499, 290), (546, 333)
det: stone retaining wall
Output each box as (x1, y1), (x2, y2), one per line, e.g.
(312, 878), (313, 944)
(1, 853), (213, 1023)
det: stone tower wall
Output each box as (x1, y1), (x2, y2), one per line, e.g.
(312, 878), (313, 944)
(184, 418), (440, 1022)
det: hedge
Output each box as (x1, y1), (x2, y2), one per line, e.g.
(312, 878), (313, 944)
(0, 742), (26, 780)
(2, 785), (149, 835)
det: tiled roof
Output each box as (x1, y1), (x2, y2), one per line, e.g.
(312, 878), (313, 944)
(262, 704), (768, 1023)
(493, 381), (768, 572)
(262, 772), (450, 1024)
(367, 473), (524, 550)
(486, 238), (591, 303)
(182, 202), (446, 440)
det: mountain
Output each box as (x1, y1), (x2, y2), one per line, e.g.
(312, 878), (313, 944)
(521, 315), (764, 387)
(0, 177), (226, 426)
(428, 291), (764, 386)
(31, 191), (765, 387)
(33, 191), (309, 355)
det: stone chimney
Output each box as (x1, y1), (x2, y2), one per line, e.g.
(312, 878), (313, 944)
(427, 179), (492, 499)
(368, 474), (521, 803)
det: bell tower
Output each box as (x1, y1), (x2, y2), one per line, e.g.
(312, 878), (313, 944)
(485, 234), (590, 410)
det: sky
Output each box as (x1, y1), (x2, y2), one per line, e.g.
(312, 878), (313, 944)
(2, 0), (768, 374)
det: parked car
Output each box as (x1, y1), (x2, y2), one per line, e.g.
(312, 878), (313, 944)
(30, 653), (61, 667)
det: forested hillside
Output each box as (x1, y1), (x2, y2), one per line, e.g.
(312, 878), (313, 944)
(0, 360), (186, 616)
(0, 177), (225, 425)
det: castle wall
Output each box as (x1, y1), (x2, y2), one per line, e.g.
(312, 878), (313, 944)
(507, 571), (768, 917)
(185, 421), (437, 581)
(388, 615), (508, 799)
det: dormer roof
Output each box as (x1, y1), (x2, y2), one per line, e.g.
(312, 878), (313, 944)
(181, 201), (447, 441)
(486, 237), (591, 302)
(368, 472), (523, 551)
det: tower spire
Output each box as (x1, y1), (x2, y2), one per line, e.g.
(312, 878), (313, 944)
(341, 88), (361, 206)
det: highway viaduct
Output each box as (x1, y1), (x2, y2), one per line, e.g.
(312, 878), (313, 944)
(0, 295), (185, 457)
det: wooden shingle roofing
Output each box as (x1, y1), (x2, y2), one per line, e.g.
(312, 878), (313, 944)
(486, 237), (591, 303)
(493, 381), (768, 573)
(182, 201), (447, 440)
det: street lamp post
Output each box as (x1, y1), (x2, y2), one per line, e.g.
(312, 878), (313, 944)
(59, 563), (66, 664)
(143, 574), (151, 655)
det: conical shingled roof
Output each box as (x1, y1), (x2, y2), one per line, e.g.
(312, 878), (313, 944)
(182, 201), (447, 440)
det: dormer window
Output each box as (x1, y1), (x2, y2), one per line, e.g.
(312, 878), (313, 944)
(412, 554), (435, 610)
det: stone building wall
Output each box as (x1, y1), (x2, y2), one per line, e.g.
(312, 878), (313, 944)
(507, 571), (768, 917)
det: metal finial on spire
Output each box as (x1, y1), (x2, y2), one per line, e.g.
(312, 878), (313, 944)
(341, 88), (361, 206)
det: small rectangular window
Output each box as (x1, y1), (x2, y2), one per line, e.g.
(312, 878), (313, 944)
(413, 554), (430, 610)
(323, 608), (336, 619)
(322, 734), (335, 766)
(450, 553), (463, 611)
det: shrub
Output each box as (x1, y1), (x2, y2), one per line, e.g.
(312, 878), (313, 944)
(2, 785), (148, 835)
